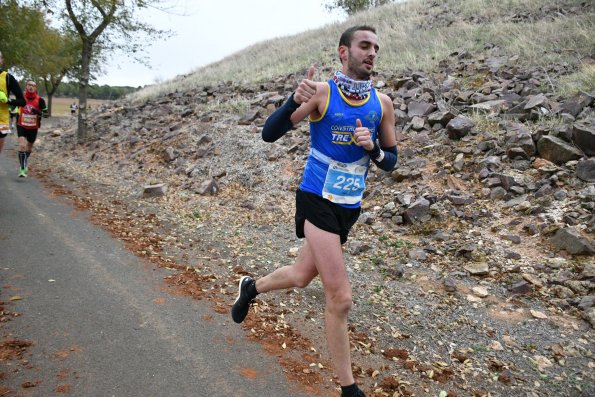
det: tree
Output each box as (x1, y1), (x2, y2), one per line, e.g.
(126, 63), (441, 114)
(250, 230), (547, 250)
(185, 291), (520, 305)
(24, 27), (80, 116)
(0, 0), (46, 70)
(324, 0), (394, 16)
(36, 0), (170, 143)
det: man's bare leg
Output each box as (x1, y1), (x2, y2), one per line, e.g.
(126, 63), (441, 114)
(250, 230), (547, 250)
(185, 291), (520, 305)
(256, 239), (318, 293)
(303, 220), (355, 386)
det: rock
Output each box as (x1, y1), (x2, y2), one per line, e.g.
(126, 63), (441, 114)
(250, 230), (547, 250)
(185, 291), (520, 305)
(472, 286), (489, 298)
(510, 280), (532, 295)
(428, 110), (455, 126)
(550, 227), (595, 255)
(445, 193), (473, 205)
(581, 262), (595, 279)
(407, 100), (436, 117)
(522, 273), (543, 288)
(464, 262), (489, 276)
(504, 122), (536, 157)
(536, 135), (584, 165)
(498, 369), (515, 385)
(443, 277), (457, 292)
(386, 265), (404, 279)
(446, 116), (475, 139)
(524, 93), (548, 110)
(403, 198), (431, 224)
(532, 158), (559, 173)
(501, 234), (521, 244)
(578, 296), (595, 311)
(490, 186), (507, 200)
(411, 116), (425, 130)
(408, 248), (427, 261)
(360, 212), (375, 225)
(576, 158), (595, 182)
(470, 99), (509, 114)
(238, 109), (260, 125)
(195, 178), (219, 195)
(583, 307), (595, 327)
(560, 92), (592, 117)
(142, 183), (167, 197)
(163, 146), (177, 162)
(572, 123), (595, 156)
(349, 240), (372, 255)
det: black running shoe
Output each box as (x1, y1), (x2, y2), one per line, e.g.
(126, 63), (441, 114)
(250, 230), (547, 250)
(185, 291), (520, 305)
(231, 276), (256, 323)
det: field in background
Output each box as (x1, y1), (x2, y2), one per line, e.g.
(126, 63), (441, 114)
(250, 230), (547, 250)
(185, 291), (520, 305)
(49, 97), (108, 117)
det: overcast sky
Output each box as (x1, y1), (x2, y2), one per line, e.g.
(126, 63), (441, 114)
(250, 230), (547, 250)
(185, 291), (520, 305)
(97, 0), (345, 87)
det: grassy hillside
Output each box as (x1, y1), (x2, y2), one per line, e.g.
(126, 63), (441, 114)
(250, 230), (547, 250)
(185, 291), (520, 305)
(131, 0), (594, 103)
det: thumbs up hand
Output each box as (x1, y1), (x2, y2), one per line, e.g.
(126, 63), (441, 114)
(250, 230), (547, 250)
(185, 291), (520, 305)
(294, 66), (318, 105)
(354, 118), (374, 150)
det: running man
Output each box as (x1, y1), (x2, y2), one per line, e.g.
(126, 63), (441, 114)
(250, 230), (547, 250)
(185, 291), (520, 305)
(0, 50), (25, 157)
(16, 79), (48, 177)
(231, 26), (398, 397)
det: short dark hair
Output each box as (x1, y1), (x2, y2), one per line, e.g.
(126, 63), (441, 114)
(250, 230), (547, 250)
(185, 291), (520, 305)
(339, 25), (377, 47)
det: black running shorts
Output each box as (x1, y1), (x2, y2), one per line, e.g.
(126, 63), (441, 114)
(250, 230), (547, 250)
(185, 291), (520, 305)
(17, 126), (38, 144)
(295, 189), (361, 245)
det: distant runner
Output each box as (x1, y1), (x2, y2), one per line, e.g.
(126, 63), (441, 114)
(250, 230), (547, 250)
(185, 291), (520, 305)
(231, 26), (398, 397)
(70, 102), (77, 116)
(16, 80), (48, 177)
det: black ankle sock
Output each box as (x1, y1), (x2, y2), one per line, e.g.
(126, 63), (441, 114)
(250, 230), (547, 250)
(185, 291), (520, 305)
(247, 280), (259, 299)
(341, 383), (359, 397)
(18, 151), (26, 168)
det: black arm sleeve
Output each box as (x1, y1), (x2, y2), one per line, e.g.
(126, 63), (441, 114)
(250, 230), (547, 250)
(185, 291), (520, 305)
(38, 98), (49, 117)
(261, 94), (300, 143)
(7, 74), (25, 107)
(369, 144), (398, 172)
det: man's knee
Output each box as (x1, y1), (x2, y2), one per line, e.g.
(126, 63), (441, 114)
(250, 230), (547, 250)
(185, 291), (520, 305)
(326, 291), (353, 315)
(293, 273), (314, 288)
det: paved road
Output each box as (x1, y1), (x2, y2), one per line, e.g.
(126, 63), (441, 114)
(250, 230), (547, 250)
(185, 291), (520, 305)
(0, 138), (311, 397)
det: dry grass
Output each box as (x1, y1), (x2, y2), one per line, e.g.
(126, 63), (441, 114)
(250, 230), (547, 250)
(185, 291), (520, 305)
(557, 63), (595, 97)
(49, 97), (109, 117)
(129, 0), (594, 103)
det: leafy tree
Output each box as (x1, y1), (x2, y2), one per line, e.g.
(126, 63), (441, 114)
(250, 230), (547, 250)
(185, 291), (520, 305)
(24, 27), (81, 116)
(0, 0), (46, 71)
(324, 0), (394, 15)
(35, 0), (171, 143)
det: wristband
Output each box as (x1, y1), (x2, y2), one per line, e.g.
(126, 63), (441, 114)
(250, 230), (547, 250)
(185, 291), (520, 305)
(287, 93), (300, 110)
(366, 142), (381, 160)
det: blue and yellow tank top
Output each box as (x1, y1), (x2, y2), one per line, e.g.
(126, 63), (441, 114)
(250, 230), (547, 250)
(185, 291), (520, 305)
(299, 79), (384, 208)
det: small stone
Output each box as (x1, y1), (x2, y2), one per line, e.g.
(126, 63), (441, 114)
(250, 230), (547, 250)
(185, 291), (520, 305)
(464, 262), (489, 276)
(472, 286), (489, 298)
(443, 277), (457, 292)
(510, 280), (532, 295)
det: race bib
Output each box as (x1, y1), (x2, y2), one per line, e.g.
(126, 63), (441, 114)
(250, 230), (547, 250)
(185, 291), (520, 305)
(322, 159), (367, 204)
(20, 113), (37, 128)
